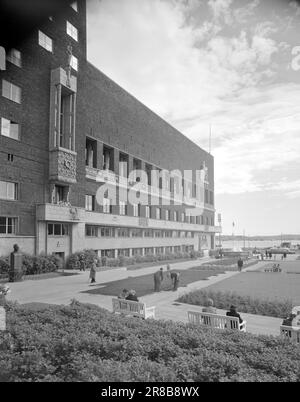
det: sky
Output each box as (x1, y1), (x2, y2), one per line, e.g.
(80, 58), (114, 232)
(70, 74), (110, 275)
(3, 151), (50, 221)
(86, 0), (300, 236)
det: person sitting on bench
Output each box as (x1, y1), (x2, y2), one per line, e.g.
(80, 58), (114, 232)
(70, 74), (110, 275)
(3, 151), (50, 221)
(125, 289), (139, 302)
(226, 305), (244, 329)
(202, 298), (217, 314)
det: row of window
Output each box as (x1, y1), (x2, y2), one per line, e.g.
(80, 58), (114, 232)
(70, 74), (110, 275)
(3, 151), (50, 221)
(85, 195), (214, 225)
(100, 245), (195, 258)
(1, 11), (79, 138)
(85, 225), (195, 239)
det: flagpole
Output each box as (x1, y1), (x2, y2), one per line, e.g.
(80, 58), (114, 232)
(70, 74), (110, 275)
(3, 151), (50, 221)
(232, 222), (235, 250)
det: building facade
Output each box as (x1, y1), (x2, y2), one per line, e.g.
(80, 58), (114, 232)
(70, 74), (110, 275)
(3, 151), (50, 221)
(0, 0), (220, 261)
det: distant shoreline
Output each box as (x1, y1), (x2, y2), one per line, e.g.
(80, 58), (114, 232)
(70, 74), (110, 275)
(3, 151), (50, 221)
(220, 235), (300, 241)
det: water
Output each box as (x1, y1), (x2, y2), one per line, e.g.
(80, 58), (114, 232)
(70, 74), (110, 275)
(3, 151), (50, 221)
(220, 239), (300, 250)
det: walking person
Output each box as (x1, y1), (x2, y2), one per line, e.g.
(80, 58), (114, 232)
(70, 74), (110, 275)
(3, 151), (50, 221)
(89, 258), (97, 284)
(154, 267), (164, 292)
(237, 257), (243, 272)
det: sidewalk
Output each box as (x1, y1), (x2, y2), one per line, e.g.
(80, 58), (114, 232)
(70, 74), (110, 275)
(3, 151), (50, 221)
(6, 257), (281, 337)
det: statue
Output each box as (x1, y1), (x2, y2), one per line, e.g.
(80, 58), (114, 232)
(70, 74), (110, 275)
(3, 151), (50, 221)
(66, 45), (72, 87)
(200, 161), (209, 182)
(51, 185), (56, 204)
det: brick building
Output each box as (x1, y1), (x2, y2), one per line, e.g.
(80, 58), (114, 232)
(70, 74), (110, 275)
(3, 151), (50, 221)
(0, 0), (220, 260)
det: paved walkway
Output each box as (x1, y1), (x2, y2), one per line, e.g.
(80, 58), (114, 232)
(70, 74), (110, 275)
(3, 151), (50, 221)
(6, 257), (282, 337)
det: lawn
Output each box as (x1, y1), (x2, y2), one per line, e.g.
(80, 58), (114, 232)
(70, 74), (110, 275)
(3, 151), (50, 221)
(201, 271), (300, 305)
(82, 266), (225, 298)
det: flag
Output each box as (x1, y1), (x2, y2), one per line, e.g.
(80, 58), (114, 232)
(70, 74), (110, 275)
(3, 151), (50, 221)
(232, 222), (235, 227)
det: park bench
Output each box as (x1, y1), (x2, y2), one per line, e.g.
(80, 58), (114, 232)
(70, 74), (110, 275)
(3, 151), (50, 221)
(187, 311), (247, 332)
(280, 325), (300, 343)
(112, 298), (155, 319)
(264, 264), (281, 273)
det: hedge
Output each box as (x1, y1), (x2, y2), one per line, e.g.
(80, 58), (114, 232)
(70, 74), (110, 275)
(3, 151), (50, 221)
(0, 254), (62, 276)
(177, 289), (293, 319)
(65, 249), (204, 270)
(0, 301), (299, 382)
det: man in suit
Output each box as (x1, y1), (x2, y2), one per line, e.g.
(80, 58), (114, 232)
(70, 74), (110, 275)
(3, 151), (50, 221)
(154, 268), (164, 292)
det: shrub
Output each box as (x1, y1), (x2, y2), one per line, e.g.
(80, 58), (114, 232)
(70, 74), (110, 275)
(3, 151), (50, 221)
(1, 302), (300, 382)
(0, 257), (10, 275)
(177, 289), (293, 318)
(22, 254), (62, 275)
(66, 249), (100, 270)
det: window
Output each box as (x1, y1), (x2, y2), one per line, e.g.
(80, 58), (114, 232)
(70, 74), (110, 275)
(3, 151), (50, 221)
(2, 80), (21, 103)
(154, 230), (162, 238)
(86, 225), (98, 237)
(181, 212), (185, 222)
(100, 227), (114, 237)
(205, 189), (209, 204)
(118, 249), (130, 257)
(174, 211), (178, 222)
(132, 248), (143, 256)
(0, 181), (18, 200)
(85, 138), (97, 168)
(85, 195), (95, 211)
(1, 118), (19, 140)
(145, 206), (150, 218)
(145, 247), (154, 255)
(132, 229), (143, 237)
(6, 49), (21, 67)
(0, 217), (17, 234)
(103, 198), (111, 214)
(119, 201), (127, 216)
(118, 228), (129, 237)
(144, 229), (153, 237)
(156, 207), (161, 220)
(101, 249), (114, 258)
(38, 30), (53, 52)
(164, 230), (172, 238)
(66, 21), (78, 41)
(47, 223), (69, 236)
(70, 55), (78, 71)
(71, 1), (78, 11)
(133, 204), (139, 217)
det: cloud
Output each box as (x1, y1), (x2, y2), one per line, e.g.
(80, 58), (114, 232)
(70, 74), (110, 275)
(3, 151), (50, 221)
(87, 0), (300, 203)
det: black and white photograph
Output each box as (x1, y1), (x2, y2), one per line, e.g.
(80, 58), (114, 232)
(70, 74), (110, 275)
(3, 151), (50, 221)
(0, 0), (300, 386)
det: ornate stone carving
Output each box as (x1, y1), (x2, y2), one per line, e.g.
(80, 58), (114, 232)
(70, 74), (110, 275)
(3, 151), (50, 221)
(57, 150), (76, 180)
(49, 148), (77, 184)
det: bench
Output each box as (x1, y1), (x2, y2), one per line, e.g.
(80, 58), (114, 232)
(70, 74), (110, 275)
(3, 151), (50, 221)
(280, 325), (300, 343)
(187, 311), (247, 332)
(112, 298), (155, 319)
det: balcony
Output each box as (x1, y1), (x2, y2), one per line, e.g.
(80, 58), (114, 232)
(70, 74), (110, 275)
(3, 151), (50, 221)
(36, 203), (84, 222)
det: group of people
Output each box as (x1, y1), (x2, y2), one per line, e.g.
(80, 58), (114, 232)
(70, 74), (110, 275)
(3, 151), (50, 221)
(154, 264), (180, 292)
(282, 307), (300, 327)
(202, 298), (244, 325)
(118, 288), (139, 302)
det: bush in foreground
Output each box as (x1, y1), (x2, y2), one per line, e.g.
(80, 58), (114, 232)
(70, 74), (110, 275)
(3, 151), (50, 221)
(0, 302), (299, 382)
(177, 289), (293, 319)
